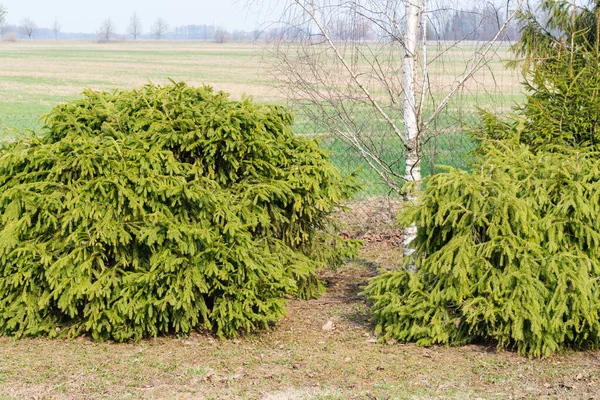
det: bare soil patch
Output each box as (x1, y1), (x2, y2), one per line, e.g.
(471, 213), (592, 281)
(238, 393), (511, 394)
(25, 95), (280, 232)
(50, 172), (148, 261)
(338, 197), (404, 269)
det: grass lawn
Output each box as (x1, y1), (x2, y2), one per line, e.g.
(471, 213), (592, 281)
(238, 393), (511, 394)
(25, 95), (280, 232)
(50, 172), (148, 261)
(0, 41), (278, 119)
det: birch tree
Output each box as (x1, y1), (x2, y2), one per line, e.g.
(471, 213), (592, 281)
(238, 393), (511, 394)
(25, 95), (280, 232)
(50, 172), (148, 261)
(270, 0), (524, 258)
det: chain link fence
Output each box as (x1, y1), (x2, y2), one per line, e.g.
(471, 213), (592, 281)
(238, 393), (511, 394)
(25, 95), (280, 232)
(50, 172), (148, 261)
(0, 109), (487, 235)
(0, 115), (42, 143)
(291, 107), (486, 235)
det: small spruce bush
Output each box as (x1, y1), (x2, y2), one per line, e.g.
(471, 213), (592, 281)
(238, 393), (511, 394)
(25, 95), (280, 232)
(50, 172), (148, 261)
(0, 82), (359, 341)
(365, 0), (600, 357)
(365, 141), (600, 356)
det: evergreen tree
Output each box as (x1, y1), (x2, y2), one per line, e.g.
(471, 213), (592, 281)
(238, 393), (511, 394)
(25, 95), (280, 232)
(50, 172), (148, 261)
(0, 82), (359, 341)
(504, 0), (600, 148)
(365, 0), (600, 357)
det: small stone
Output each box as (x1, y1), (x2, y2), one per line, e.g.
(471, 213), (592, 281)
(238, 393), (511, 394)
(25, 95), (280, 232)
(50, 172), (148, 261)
(322, 320), (335, 331)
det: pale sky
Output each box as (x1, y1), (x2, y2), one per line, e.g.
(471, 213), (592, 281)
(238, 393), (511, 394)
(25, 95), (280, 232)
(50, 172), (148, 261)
(0, 0), (279, 33)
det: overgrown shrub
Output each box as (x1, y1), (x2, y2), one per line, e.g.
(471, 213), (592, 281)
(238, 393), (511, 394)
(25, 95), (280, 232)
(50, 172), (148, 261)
(366, 140), (600, 356)
(365, 0), (600, 357)
(0, 82), (359, 341)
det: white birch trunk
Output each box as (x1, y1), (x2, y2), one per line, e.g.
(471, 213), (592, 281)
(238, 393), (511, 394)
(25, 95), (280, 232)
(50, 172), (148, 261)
(402, 0), (421, 262)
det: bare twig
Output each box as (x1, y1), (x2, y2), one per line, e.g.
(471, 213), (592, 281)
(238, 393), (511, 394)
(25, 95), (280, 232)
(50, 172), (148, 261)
(424, 0), (525, 128)
(292, 0), (411, 150)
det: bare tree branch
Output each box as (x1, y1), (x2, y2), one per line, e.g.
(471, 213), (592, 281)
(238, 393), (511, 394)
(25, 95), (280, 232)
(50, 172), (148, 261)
(291, 0), (411, 150)
(52, 18), (61, 40)
(98, 18), (116, 42)
(266, 0), (524, 202)
(423, 0), (525, 128)
(151, 18), (169, 40)
(128, 13), (142, 40)
(20, 18), (36, 39)
(0, 4), (8, 37)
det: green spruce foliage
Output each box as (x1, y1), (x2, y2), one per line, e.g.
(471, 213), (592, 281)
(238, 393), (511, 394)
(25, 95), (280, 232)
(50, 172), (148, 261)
(366, 141), (600, 356)
(0, 82), (359, 341)
(365, 0), (600, 357)
(504, 0), (600, 149)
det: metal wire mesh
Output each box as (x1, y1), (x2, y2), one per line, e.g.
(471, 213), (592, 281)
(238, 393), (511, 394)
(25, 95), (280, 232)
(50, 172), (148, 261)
(291, 107), (480, 230)
(0, 115), (42, 141)
(279, 33), (523, 232)
(290, 80), (518, 233)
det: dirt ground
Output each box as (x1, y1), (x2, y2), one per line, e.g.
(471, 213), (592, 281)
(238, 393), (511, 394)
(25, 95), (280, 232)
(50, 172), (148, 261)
(1, 235), (600, 399)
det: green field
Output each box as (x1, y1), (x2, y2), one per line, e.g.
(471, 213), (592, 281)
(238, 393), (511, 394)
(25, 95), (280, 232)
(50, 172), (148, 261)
(0, 40), (524, 196)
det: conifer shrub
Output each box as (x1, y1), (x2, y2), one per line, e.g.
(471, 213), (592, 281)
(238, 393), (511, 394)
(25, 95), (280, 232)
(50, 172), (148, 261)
(365, 0), (600, 357)
(365, 140), (600, 356)
(0, 82), (359, 341)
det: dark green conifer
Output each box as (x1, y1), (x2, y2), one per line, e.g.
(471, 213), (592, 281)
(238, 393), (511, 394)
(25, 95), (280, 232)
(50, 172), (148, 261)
(0, 82), (359, 341)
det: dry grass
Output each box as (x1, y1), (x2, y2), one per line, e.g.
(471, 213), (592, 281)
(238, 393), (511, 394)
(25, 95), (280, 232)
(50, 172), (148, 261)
(0, 41), (281, 117)
(0, 40), (523, 118)
(1, 239), (600, 399)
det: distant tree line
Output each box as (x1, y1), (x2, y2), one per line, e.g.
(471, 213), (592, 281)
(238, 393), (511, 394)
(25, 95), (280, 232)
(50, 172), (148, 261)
(0, 2), (523, 43)
(171, 24), (218, 40)
(426, 5), (523, 41)
(252, 4), (523, 43)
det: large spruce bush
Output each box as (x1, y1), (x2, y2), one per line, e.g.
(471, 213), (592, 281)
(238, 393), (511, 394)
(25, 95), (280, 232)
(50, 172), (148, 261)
(365, 0), (600, 356)
(0, 82), (359, 341)
(366, 141), (600, 356)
